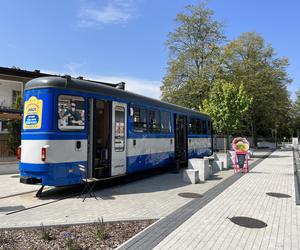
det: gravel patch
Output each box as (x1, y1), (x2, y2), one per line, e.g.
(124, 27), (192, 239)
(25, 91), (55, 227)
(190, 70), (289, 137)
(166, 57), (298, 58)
(0, 220), (155, 249)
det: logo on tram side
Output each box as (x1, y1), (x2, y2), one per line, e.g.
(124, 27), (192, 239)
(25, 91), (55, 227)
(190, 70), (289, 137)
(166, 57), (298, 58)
(23, 96), (43, 129)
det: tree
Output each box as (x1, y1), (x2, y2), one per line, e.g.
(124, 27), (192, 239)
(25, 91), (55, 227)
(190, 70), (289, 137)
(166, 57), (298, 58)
(291, 88), (300, 138)
(218, 32), (291, 144)
(161, 3), (225, 109)
(202, 80), (253, 150)
(7, 95), (22, 155)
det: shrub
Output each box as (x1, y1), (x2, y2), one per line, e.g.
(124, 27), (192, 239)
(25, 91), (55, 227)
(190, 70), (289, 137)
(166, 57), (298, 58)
(40, 223), (52, 241)
(95, 217), (107, 241)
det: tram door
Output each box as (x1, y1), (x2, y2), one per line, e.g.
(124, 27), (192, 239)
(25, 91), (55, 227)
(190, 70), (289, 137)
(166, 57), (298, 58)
(174, 114), (188, 164)
(111, 102), (127, 176)
(91, 99), (112, 178)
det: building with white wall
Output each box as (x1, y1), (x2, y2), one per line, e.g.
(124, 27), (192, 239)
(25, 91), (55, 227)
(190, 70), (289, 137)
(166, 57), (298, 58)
(0, 79), (22, 133)
(0, 67), (58, 157)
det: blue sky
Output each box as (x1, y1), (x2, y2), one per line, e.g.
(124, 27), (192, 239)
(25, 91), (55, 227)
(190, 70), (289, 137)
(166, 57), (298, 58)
(0, 0), (299, 99)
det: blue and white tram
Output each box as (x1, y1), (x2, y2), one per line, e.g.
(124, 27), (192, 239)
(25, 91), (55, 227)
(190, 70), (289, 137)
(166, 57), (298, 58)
(19, 76), (212, 189)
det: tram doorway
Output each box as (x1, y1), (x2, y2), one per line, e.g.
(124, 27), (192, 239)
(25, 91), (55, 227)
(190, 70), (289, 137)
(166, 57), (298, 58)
(174, 114), (188, 165)
(87, 99), (127, 179)
(92, 99), (112, 178)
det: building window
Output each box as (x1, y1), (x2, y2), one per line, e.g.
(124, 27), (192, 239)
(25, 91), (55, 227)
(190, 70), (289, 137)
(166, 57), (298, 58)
(12, 90), (21, 107)
(161, 111), (171, 133)
(148, 110), (160, 133)
(133, 107), (147, 132)
(58, 95), (85, 131)
(0, 121), (9, 133)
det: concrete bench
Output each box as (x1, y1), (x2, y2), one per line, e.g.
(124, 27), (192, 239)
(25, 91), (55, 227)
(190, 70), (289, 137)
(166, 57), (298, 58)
(215, 160), (224, 171)
(188, 158), (210, 182)
(214, 152), (233, 169)
(204, 156), (218, 173)
(183, 169), (199, 184)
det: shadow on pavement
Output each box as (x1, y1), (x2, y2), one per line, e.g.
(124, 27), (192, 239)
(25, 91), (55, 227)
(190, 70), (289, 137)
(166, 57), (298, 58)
(0, 205), (26, 212)
(33, 170), (191, 201)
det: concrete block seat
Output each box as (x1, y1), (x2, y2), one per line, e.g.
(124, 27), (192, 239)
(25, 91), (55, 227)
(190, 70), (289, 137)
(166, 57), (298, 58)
(215, 160), (224, 171)
(214, 152), (233, 169)
(188, 158), (211, 182)
(204, 156), (217, 174)
(183, 169), (199, 184)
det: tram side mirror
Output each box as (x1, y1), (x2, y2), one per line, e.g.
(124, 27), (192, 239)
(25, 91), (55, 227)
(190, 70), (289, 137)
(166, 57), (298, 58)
(76, 141), (81, 150)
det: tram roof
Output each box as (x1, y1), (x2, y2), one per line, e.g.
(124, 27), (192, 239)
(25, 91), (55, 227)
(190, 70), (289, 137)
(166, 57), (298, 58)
(25, 76), (210, 118)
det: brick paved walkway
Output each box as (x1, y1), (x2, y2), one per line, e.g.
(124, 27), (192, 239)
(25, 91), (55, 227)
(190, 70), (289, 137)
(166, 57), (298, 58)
(0, 151), (269, 229)
(119, 150), (300, 250)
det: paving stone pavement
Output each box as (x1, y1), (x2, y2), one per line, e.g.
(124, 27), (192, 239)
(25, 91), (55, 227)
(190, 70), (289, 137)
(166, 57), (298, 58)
(0, 151), (268, 228)
(119, 150), (299, 250)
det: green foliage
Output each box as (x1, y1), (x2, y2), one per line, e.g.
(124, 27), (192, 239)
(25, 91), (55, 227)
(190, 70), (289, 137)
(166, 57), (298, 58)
(7, 94), (22, 155)
(64, 232), (81, 250)
(218, 32), (291, 141)
(7, 120), (21, 155)
(95, 217), (106, 241)
(161, 2), (225, 109)
(290, 88), (300, 137)
(65, 238), (81, 250)
(202, 80), (252, 135)
(161, 3), (293, 142)
(40, 223), (53, 241)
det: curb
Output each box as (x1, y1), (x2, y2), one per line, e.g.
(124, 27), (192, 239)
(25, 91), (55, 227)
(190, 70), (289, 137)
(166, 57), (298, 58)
(293, 149), (300, 205)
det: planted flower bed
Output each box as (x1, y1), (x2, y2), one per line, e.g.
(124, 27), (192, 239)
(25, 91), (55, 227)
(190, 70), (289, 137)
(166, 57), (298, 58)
(0, 219), (155, 250)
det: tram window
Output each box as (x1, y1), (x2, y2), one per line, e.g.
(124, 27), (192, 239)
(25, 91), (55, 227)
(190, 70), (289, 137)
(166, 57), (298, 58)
(202, 120), (207, 134)
(207, 120), (211, 134)
(198, 119), (205, 134)
(133, 107), (147, 132)
(161, 111), (171, 133)
(115, 106), (125, 152)
(188, 118), (192, 133)
(58, 95), (85, 131)
(189, 118), (196, 134)
(189, 118), (206, 134)
(148, 110), (160, 133)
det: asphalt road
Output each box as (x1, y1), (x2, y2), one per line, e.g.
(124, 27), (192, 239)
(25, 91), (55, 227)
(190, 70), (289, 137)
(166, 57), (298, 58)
(0, 162), (19, 175)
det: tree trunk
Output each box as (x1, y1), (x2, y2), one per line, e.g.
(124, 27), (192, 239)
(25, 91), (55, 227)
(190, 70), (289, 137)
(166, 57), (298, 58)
(223, 136), (227, 153)
(250, 120), (257, 147)
(224, 132), (230, 153)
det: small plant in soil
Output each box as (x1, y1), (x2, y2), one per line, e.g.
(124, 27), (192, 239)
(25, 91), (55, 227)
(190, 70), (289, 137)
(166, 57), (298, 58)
(40, 223), (53, 241)
(95, 217), (107, 241)
(64, 232), (81, 250)
(66, 238), (81, 250)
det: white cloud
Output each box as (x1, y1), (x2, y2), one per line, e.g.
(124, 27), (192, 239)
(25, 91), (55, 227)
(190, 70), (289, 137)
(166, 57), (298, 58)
(78, 0), (137, 26)
(40, 68), (162, 100)
(64, 63), (85, 75)
(92, 75), (162, 100)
